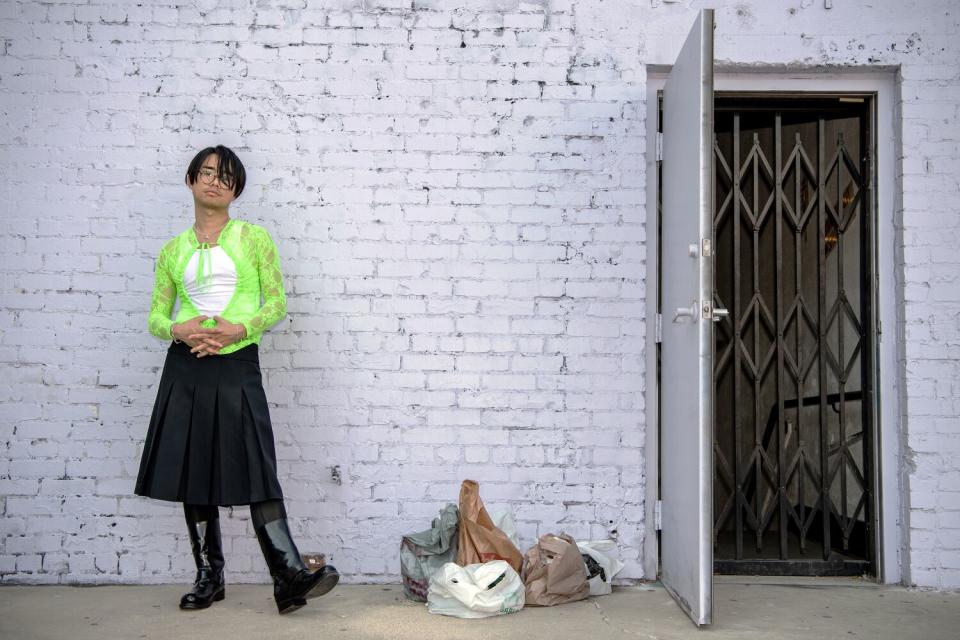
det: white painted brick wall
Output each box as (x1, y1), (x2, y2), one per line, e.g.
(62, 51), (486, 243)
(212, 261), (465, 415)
(0, 0), (958, 590)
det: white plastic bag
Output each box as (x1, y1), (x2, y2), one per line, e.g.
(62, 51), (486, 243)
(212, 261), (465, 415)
(576, 539), (625, 596)
(490, 510), (520, 549)
(427, 560), (525, 618)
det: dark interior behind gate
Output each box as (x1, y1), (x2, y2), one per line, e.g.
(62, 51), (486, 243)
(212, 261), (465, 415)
(710, 96), (876, 576)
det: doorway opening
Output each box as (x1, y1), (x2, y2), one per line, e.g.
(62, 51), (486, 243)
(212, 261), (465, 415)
(656, 93), (880, 577)
(712, 94), (878, 576)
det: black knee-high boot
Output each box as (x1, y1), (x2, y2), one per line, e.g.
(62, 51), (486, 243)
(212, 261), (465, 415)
(251, 500), (339, 614)
(180, 504), (226, 610)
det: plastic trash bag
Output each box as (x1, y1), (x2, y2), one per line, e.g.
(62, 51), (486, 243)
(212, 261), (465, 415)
(521, 533), (590, 606)
(490, 510), (520, 549)
(456, 480), (523, 573)
(400, 504), (459, 601)
(427, 560), (525, 618)
(576, 539), (625, 596)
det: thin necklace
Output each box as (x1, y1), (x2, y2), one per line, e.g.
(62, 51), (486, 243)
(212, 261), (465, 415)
(194, 217), (230, 245)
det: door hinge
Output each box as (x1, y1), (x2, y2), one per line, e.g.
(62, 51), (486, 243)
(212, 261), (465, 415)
(656, 131), (663, 162)
(655, 499), (662, 531)
(655, 313), (662, 343)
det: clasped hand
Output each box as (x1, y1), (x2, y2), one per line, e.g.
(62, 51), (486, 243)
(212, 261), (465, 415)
(172, 315), (247, 358)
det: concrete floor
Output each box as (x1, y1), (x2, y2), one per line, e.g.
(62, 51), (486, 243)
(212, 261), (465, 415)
(1, 577), (958, 640)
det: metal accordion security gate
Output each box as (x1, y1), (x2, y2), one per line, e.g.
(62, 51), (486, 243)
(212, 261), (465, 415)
(711, 96), (877, 576)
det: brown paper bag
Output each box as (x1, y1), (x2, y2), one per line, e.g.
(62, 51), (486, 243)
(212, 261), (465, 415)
(456, 480), (523, 573)
(521, 533), (590, 606)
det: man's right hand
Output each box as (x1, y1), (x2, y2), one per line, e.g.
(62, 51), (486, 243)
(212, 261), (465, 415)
(171, 316), (210, 349)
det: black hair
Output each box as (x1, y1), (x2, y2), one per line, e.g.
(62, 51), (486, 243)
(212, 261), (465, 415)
(185, 145), (247, 197)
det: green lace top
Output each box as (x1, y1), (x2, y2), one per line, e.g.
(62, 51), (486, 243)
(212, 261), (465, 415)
(148, 219), (287, 355)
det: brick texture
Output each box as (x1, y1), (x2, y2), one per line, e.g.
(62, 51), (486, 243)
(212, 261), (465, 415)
(0, 0), (957, 589)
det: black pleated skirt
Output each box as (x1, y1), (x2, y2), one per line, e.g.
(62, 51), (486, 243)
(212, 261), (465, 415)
(134, 340), (284, 506)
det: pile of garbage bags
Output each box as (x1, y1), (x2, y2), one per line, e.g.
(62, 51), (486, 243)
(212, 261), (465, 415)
(399, 479), (625, 618)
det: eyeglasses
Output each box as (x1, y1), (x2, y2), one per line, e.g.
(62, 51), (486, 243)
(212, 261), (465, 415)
(198, 167), (236, 189)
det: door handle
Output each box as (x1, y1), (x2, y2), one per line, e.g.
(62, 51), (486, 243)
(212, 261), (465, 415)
(712, 307), (729, 322)
(673, 301), (699, 323)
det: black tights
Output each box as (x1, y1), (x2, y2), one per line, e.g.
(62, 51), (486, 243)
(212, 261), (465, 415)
(183, 499), (286, 529)
(250, 499), (286, 529)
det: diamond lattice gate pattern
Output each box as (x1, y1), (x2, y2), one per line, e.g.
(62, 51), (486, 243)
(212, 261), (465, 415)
(711, 97), (876, 576)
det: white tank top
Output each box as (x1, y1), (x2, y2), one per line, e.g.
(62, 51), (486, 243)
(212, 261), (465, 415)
(182, 245), (238, 317)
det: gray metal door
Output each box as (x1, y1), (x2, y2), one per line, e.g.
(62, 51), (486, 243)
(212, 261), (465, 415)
(659, 8), (715, 627)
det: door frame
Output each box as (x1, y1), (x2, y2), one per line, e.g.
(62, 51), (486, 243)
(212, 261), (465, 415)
(644, 70), (903, 585)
